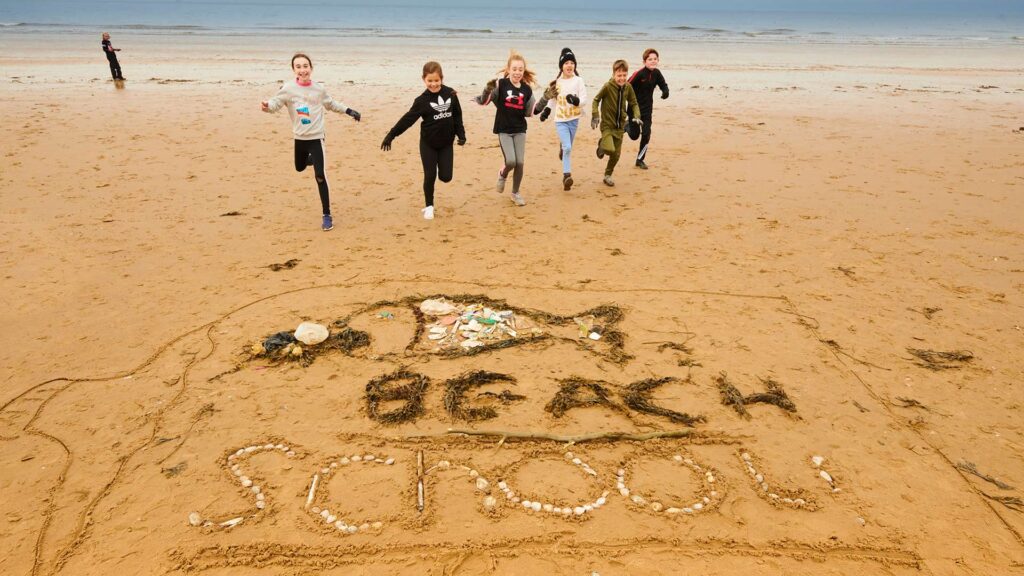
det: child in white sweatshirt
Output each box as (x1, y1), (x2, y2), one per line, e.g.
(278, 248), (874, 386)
(537, 47), (587, 191)
(261, 53), (361, 231)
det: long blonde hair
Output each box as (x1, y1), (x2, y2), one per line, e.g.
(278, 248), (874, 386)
(497, 50), (536, 86)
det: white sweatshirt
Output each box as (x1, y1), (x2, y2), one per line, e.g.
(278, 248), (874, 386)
(545, 75), (588, 123)
(264, 79), (350, 140)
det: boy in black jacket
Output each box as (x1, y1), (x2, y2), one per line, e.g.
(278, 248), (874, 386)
(382, 61), (466, 220)
(628, 48), (669, 169)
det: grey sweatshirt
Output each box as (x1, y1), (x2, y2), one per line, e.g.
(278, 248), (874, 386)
(264, 79), (350, 140)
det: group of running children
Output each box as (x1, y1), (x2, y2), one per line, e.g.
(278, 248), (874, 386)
(260, 49), (669, 231)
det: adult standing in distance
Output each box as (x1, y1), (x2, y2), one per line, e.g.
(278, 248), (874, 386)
(101, 32), (125, 81)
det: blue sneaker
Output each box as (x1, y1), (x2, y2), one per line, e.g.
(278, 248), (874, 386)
(322, 214), (334, 231)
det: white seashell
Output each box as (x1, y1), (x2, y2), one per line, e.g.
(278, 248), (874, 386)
(326, 514), (336, 523)
(631, 495), (645, 505)
(651, 502), (663, 512)
(234, 449), (245, 457)
(782, 498), (794, 504)
(531, 502), (542, 512)
(233, 469), (243, 477)
(264, 443), (274, 450)
(359, 523), (369, 531)
(340, 457), (350, 465)
(188, 512), (202, 526)
(707, 475), (716, 483)
(498, 481), (508, 491)
(385, 458), (395, 465)
(375, 458), (385, 463)
(286, 451), (296, 457)
(251, 486), (261, 494)
(522, 500), (532, 509)
(347, 526), (357, 534)
(673, 455), (683, 462)
(755, 474), (764, 483)
(741, 452), (752, 462)
(572, 458), (582, 465)
(833, 487), (842, 493)
(437, 460), (451, 470)
(710, 491), (718, 498)
(820, 470), (834, 483)
(364, 454), (375, 461)
(564, 452), (574, 460)
(256, 501), (266, 510)
(371, 521), (383, 529)
(311, 507), (321, 514)
(428, 333), (446, 340)
(602, 491), (610, 498)
(335, 520), (346, 530)
(588, 332), (601, 340)
(812, 455), (825, 468)
(511, 497), (520, 503)
(703, 496), (710, 504)
(573, 506), (586, 516)
(585, 468), (597, 477)
(321, 468), (330, 474)
(469, 469), (479, 478)
(294, 322), (329, 346)
(256, 493), (265, 501)
(794, 498), (806, 506)
(275, 444), (285, 450)
(619, 488), (630, 497)
(483, 495), (497, 509)
(240, 477), (252, 488)
(617, 469), (625, 476)
(748, 466), (757, 476)
(330, 462), (338, 468)
(244, 446), (257, 453)
(769, 493), (779, 499)
(683, 508), (693, 513)
(583, 504), (593, 512)
(476, 478), (489, 491)
(666, 508), (681, 514)
(543, 504), (553, 512)
(220, 517), (243, 528)
(693, 502), (704, 510)
(761, 483), (769, 492)
(320, 510), (330, 519)
(352, 456), (362, 462)
(596, 497), (607, 506)
(684, 458), (694, 466)
(429, 326), (447, 334)
(552, 507), (562, 514)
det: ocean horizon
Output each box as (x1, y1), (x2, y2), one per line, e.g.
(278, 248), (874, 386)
(2, 1), (1024, 47)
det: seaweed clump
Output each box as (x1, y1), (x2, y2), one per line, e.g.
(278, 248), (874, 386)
(365, 369), (429, 425)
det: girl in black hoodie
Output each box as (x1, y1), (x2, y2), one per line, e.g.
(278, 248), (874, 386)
(382, 61), (466, 220)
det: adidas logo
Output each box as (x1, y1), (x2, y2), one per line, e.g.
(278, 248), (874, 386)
(430, 95), (452, 120)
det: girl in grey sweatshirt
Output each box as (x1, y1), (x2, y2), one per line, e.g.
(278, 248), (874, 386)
(261, 53), (361, 232)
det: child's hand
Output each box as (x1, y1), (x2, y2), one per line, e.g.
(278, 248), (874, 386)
(380, 136), (393, 151)
(661, 87), (669, 99)
(538, 108), (551, 122)
(591, 116), (600, 130)
(346, 109), (361, 122)
(457, 138), (466, 146)
(261, 101), (269, 112)
(565, 94), (580, 106)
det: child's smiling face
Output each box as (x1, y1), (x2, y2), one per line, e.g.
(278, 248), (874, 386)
(292, 57), (312, 82)
(561, 60), (575, 77)
(423, 71), (442, 93)
(614, 69), (628, 86)
(645, 52), (660, 70)
(508, 59), (525, 84)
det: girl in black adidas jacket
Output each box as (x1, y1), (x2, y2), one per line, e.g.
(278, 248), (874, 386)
(381, 61), (466, 220)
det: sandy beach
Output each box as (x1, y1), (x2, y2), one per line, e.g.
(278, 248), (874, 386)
(1, 30), (1023, 575)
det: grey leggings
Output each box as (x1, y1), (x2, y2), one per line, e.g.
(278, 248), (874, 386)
(498, 132), (526, 194)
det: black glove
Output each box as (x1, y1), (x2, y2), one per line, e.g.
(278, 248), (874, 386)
(380, 136), (393, 151)
(591, 116), (600, 130)
(346, 108), (361, 122)
(565, 94), (580, 106)
(457, 138), (466, 146)
(533, 99), (548, 115)
(661, 88), (669, 100)
(539, 108), (551, 122)
(632, 117), (643, 127)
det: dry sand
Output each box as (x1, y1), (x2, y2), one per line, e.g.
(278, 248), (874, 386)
(1, 33), (1023, 575)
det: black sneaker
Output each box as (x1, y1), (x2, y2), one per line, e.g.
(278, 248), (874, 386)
(596, 146), (605, 159)
(563, 173), (573, 191)
(635, 160), (648, 170)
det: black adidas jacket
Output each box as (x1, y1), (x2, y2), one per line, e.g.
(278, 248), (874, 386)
(385, 85), (466, 149)
(628, 67), (669, 115)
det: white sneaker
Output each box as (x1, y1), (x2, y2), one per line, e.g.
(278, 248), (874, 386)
(422, 205), (434, 220)
(496, 170), (507, 194)
(511, 193), (526, 206)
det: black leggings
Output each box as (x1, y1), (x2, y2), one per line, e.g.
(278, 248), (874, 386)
(294, 139), (330, 215)
(420, 141), (453, 208)
(107, 57), (123, 80)
(636, 112), (653, 162)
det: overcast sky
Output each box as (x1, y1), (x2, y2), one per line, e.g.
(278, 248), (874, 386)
(59, 0), (1024, 13)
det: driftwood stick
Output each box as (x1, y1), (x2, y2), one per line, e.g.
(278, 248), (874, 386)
(435, 428), (698, 444)
(416, 450), (425, 513)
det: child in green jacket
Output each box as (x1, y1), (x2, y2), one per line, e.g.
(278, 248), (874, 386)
(591, 59), (641, 186)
